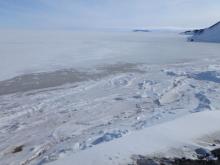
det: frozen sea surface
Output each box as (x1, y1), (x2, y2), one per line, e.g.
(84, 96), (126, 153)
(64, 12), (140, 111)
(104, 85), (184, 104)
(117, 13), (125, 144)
(1, 30), (220, 81)
(1, 30), (220, 165)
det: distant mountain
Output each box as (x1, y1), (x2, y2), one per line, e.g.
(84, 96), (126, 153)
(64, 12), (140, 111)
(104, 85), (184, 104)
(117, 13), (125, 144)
(183, 22), (220, 42)
(133, 29), (150, 32)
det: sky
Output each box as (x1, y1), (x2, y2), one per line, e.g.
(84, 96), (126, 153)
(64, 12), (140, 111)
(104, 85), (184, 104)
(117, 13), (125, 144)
(0, 0), (220, 30)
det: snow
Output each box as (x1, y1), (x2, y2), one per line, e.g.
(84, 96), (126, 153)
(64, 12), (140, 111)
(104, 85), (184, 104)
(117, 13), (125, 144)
(2, 60), (220, 164)
(1, 31), (220, 165)
(49, 110), (220, 165)
(189, 22), (220, 43)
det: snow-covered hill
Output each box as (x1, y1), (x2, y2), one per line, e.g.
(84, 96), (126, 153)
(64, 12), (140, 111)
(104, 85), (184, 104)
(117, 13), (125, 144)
(188, 22), (220, 42)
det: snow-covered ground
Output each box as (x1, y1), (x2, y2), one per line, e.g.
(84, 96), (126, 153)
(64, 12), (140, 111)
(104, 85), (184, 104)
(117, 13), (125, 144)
(49, 110), (220, 165)
(1, 31), (220, 165)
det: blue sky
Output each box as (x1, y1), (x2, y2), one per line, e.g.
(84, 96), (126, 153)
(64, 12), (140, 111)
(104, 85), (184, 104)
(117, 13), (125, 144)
(0, 0), (220, 29)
